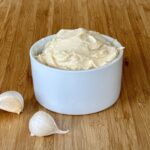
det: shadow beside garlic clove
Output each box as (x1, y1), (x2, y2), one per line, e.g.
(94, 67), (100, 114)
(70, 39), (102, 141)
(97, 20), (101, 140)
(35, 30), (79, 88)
(29, 111), (69, 137)
(0, 91), (24, 114)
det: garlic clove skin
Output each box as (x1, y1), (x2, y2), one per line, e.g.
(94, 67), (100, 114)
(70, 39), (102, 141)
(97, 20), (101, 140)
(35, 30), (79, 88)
(0, 91), (24, 114)
(29, 111), (69, 137)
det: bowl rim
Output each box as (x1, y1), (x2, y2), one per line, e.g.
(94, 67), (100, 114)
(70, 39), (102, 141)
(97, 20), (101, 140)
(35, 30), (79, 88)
(30, 34), (124, 73)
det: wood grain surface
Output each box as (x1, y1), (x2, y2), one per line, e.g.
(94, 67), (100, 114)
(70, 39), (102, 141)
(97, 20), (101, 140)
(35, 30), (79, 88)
(0, 0), (150, 149)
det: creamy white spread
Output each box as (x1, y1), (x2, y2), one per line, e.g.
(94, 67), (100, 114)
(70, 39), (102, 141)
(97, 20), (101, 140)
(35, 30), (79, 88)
(37, 28), (123, 70)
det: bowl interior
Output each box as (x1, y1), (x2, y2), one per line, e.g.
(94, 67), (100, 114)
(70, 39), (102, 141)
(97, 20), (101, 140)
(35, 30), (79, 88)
(30, 34), (124, 72)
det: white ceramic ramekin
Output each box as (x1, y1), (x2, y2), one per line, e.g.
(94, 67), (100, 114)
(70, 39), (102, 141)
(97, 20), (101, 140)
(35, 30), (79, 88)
(30, 35), (124, 115)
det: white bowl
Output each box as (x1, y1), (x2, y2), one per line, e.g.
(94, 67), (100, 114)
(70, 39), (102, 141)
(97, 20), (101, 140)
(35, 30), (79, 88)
(30, 35), (124, 115)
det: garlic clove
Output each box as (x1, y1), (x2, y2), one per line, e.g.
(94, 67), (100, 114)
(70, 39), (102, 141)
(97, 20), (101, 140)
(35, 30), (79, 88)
(29, 111), (69, 137)
(0, 91), (24, 114)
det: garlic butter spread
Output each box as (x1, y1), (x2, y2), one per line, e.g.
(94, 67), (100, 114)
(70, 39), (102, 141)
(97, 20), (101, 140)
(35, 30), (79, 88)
(37, 28), (122, 70)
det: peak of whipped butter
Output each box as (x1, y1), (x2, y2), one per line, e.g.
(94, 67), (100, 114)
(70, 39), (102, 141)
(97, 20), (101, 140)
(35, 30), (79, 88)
(37, 28), (124, 70)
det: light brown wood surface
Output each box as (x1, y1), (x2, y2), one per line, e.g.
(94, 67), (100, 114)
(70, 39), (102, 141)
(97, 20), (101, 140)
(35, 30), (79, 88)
(0, 0), (150, 149)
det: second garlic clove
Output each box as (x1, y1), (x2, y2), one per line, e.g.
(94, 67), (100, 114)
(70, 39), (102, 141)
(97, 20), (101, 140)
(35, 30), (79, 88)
(29, 111), (69, 137)
(0, 91), (24, 114)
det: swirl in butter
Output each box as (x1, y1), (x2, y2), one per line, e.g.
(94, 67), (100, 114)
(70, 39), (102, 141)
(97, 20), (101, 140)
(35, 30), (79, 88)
(37, 28), (123, 70)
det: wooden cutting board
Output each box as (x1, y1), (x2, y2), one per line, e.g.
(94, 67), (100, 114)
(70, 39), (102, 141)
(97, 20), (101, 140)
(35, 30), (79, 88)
(0, 0), (150, 149)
